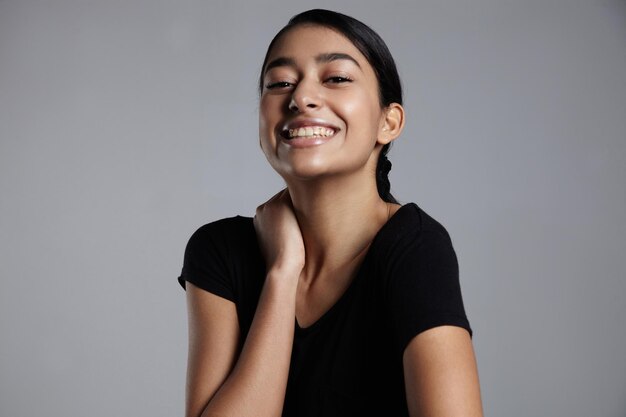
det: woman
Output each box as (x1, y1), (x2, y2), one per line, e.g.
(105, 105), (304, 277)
(178, 9), (483, 417)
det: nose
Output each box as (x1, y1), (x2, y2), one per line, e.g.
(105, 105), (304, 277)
(288, 80), (321, 113)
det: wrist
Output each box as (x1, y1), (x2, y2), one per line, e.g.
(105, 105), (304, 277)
(263, 271), (300, 301)
(266, 265), (302, 283)
(268, 256), (304, 278)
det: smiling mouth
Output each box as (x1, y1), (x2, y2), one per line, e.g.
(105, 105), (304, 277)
(283, 126), (337, 139)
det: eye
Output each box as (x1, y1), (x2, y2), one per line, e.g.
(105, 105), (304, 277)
(265, 81), (293, 90)
(325, 76), (353, 84)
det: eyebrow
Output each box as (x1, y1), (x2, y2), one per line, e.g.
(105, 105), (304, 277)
(316, 53), (361, 68)
(264, 52), (362, 75)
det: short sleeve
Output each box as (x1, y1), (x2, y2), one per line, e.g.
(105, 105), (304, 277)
(386, 229), (472, 355)
(177, 222), (235, 302)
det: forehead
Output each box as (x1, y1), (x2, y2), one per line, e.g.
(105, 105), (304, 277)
(266, 24), (370, 69)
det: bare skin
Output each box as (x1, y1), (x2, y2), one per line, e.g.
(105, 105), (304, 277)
(184, 24), (483, 417)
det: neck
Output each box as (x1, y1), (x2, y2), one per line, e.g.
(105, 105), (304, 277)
(285, 171), (396, 286)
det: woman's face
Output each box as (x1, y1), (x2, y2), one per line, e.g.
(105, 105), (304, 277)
(259, 24), (388, 181)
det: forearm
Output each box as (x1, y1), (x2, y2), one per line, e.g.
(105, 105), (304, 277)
(201, 270), (298, 417)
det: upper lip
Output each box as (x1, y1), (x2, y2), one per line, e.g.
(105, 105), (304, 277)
(280, 118), (340, 137)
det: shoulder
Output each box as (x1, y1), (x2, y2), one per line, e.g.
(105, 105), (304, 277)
(187, 215), (255, 248)
(182, 215), (258, 274)
(191, 215), (254, 237)
(372, 202), (461, 312)
(179, 215), (259, 297)
(374, 202), (454, 259)
(375, 203), (471, 354)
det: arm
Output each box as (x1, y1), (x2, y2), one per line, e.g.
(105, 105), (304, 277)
(186, 273), (299, 417)
(184, 189), (304, 417)
(185, 283), (239, 417)
(403, 326), (483, 417)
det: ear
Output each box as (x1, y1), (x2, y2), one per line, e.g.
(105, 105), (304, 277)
(377, 103), (405, 145)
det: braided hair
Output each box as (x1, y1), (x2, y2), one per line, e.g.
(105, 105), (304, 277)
(259, 9), (402, 204)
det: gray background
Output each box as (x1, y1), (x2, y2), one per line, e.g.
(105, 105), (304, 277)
(1, 1), (625, 416)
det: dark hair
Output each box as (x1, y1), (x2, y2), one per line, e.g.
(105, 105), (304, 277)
(258, 9), (402, 204)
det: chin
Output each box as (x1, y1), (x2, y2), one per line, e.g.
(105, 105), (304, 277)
(279, 162), (332, 181)
(279, 158), (369, 185)
(271, 148), (328, 177)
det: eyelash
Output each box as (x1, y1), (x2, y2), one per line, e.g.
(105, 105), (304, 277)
(265, 81), (293, 89)
(326, 76), (353, 84)
(265, 76), (353, 90)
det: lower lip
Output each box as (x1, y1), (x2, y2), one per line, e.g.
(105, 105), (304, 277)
(281, 134), (336, 148)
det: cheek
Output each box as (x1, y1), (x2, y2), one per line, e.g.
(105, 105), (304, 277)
(259, 94), (280, 123)
(259, 96), (272, 127)
(339, 91), (382, 138)
(259, 96), (278, 141)
(259, 95), (290, 139)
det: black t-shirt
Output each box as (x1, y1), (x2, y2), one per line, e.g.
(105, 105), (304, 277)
(177, 202), (472, 417)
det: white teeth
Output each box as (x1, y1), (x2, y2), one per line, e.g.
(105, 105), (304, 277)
(287, 126), (336, 138)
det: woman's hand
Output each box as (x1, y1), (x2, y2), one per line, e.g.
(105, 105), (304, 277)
(188, 189), (304, 417)
(253, 188), (305, 276)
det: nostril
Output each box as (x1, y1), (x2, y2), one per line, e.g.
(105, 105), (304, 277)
(288, 99), (299, 112)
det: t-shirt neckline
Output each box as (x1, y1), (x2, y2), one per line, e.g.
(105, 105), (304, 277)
(294, 202), (417, 335)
